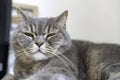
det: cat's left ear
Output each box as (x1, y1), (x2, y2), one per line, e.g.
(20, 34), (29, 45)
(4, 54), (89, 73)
(55, 10), (68, 29)
(16, 7), (30, 22)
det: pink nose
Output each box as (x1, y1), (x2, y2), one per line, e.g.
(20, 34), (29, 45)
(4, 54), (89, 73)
(35, 41), (43, 47)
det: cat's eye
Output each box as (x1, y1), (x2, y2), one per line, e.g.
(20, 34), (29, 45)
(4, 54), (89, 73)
(24, 32), (34, 38)
(45, 33), (57, 39)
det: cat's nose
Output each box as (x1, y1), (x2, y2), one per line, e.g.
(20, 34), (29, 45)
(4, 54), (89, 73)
(35, 41), (44, 47)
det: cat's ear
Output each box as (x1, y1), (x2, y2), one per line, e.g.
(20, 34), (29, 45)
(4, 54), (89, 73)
(55, 10), (68, 29)
(16, 7), (29, 22)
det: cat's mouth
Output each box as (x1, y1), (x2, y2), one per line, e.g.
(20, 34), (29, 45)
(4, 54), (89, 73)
(33, 49), (48, 56)
(33, 49), (44, 54)
(32, 50), (48, 60)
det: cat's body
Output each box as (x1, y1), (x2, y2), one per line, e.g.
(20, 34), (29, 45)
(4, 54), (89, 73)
(2, 8), (120, 80)
(13, 40), (86, 80)
(73, 40), (120, 80)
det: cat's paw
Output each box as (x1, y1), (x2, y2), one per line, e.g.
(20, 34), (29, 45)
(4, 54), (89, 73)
(2, 74), (14, 80)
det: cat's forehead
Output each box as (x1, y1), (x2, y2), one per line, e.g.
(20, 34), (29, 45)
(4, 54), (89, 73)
(33, 17), (56, 25)
(34, 18), (57, 33)
(19, 17), (57, 34)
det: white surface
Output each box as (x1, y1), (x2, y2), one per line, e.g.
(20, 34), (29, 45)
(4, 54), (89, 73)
(8, 50), (15, 75)
(13, 0), (120, 44)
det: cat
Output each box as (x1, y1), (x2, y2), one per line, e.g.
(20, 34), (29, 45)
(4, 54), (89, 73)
(2, 8), (86, 80)
(2, 8), (120, 80)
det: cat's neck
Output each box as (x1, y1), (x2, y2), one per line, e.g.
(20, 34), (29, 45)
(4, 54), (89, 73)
(14, 53), (48, 79)
(15, 53), (48, 69)
(14, 52), (49, 78)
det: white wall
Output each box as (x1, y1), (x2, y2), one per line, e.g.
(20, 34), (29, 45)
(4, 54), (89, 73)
(13, 0), (120, 44)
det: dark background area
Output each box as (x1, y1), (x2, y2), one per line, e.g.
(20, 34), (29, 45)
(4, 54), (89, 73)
(0, 0), (11, 79)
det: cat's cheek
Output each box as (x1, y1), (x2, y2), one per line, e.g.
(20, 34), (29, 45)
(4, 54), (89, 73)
(51, 39), (64, 49)
(32, 52), (48, 61)
(30, 43), (39, 53)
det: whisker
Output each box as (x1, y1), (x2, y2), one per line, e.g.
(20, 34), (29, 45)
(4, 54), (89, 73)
(46, 46), (55, 50)
(26, 48), (33, 53)
(60, 55), (76, 70)
(48, 51), (70, 68)
(16, 50), (24, 57)
(15, 46), (30, 58)
(46, 49), (53, 52)
(45, 46), (55, 52)
(46, 49), (76, 72)
(46, 50), (74, 70)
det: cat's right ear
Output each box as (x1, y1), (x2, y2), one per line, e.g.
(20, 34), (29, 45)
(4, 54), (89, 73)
(55, 10), (68, 29)
(16, 7), (29, 22)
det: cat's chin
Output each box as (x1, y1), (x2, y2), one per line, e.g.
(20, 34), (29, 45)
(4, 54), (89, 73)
(32, 52), (48, 61)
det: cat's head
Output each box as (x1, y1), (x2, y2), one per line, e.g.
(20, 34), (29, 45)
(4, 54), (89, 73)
(12, 8), (71, 61)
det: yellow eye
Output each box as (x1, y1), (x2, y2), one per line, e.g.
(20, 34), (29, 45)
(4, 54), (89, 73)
(44, 33), (57, 39)
(47, 33), (56, 38)
(24, 33), (34, 38)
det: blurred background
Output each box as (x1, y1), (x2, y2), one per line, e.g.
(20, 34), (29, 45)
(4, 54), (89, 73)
(9, 0), (120, 74)
(12, 0), (120, 43)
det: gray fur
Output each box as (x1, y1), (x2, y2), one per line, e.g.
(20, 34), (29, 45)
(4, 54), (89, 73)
(73, 40), (120, 80)
(2, 8), (120, 80)
(7, 9), (81, 80)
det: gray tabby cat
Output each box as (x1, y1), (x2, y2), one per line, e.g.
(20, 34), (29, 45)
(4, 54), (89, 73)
(2, 8), (85, 80)
(2, 8), (120, 80)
